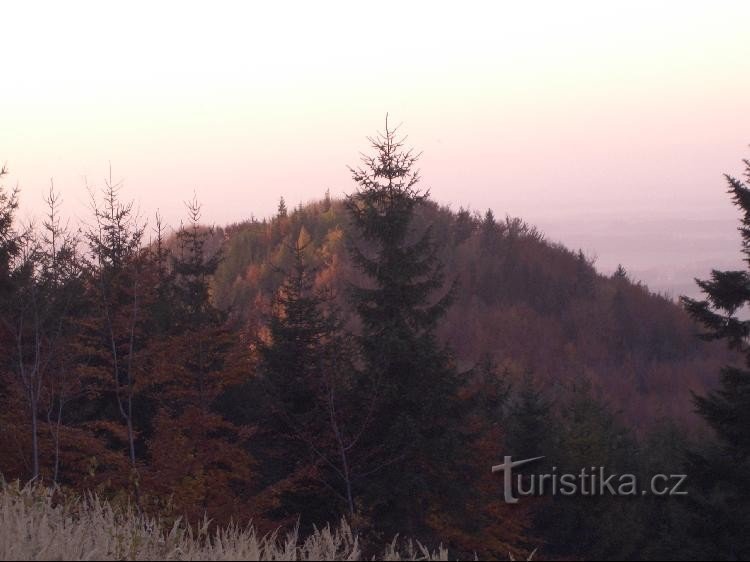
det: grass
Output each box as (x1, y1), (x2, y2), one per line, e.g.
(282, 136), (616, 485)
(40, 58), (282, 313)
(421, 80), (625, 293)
(0, 482), (454, 561)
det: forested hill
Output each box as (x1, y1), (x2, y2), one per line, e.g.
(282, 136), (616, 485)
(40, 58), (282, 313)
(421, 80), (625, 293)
(206, 196), (724, 428)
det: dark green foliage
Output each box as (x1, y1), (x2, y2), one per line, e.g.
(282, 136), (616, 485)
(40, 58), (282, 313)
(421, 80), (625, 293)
(613, 263), (629, 281)
(680, 156), (750, 560)
(453, 207), (476, 245)
(260, 240), (339, 417)
(222, 235), (368, 527)
(518, 383), (643, 560)
(574, 249), (596, 298)
(345, 120), (465, 537)
(479, 209), (500, 252)
(0, 165), (19, 300)
(172, 196), (224, 330)
(506, 374), (552, 460)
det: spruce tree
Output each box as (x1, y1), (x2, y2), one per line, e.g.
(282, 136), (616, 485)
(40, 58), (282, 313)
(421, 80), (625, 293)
(0, 165), (19, 299)
(146, 196), (252, 522)
(277, 196), (288, 219)
(345, 119), (463, 537)
(506, 374), (552, 460)
(612, 263), (629, 281)
(250, 234), (366, 525)
(480, 208), (500, 252)
(681, 155), (750, 559)
(454, 207), (475, 245)
(172, 195), (223, 330)
(0, 165), (19, 385)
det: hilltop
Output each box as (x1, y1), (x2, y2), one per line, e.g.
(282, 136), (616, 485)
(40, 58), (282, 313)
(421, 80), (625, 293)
(204, 196), (725, 428)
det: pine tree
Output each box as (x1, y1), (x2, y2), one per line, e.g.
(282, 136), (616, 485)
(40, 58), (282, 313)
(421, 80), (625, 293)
(345, 118), (463, 537)
(680, 155), (750, 559)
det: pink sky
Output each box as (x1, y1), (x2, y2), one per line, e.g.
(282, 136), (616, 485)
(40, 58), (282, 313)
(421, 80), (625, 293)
(2, 1), (750, 293)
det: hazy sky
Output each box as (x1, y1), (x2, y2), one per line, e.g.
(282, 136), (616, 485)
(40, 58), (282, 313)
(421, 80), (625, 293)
(2, 1), (750, 293)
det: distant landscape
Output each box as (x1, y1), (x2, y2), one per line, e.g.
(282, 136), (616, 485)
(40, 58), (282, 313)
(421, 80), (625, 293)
(3, 2), (750, 560)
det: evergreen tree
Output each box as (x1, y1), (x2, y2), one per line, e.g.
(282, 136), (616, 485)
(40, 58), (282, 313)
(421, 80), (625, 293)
(83, 172), (151, 488)
(0, 165), (19, 398)
(480, 208), (500, 252)
(277, 196), (288, 219)
(681, 155), (750, 560)
(147, 212), (175, 336)
(573, 249), (596, 298)
(612, 263), (629, 281)
(506, 374), (552, 460)
(0, 165), (19, 300)
(345, 119), (463, 537)
(454, 206), (475, 245)
(535, 382), (641, 560)
(146, 195), (252, 523)
(235, 234), (368, 526)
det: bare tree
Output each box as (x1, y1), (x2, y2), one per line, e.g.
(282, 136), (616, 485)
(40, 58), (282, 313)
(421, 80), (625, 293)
(1, 182), (80, 482)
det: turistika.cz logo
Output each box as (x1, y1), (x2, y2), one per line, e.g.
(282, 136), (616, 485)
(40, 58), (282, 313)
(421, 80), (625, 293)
(491, 456), (688, 504)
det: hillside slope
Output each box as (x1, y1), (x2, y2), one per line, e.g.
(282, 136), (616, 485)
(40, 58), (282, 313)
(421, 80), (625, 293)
(209, 197), (725, 427)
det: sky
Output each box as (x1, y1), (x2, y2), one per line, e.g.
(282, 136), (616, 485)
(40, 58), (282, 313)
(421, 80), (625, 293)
(2, 1), (750, 296)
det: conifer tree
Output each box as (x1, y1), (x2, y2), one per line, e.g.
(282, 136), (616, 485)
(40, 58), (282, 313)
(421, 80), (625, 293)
(506, 374), (552, 460)
(251, 234), (369, 524)
(345, 118), (463, 537)
(480, 208), (500, 252)
(0, 165), (19, 300)
(613, 263), (628, 281)
(277, 197), (288, 219)
(146, 195), (252, 523)
(83, 172), (150, 489)
(454, 207), (475, 245)
(681, 155), (750, 559)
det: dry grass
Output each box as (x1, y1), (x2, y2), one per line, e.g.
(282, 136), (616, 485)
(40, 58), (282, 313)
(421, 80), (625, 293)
(0, 482), (453, 561)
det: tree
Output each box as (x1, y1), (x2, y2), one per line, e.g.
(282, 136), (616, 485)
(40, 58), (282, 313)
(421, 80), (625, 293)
(0, 164), (24, 474)
(277, 197), (288, 219)
(506, 374), (552, 460)
(533, 382), (641, 560)
(573, 249), (596, 298)
(681, 155), (750, 560)
(480, 209), (500, 252)
(83, 170), (150, 493)
(0, 164), (19, 299)
(145, 195), (253, 523)
(236, 233), (373, 526)
(454, 207), (475, 245)
(345, 118), (464, 538)
(612, 263), (629, 281)
(0, 181), (84, 482)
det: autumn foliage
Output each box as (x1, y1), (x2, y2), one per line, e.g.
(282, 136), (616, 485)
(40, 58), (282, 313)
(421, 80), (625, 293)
(0, 134), (733, 559)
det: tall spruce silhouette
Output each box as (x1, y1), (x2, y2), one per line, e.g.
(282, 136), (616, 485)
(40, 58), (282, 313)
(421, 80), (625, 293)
(345, 118), (464, 537)
(681, 155), (750, 559)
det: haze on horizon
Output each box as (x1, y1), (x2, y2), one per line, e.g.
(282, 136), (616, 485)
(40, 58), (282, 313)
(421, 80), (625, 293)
(2, 0), (750, 296)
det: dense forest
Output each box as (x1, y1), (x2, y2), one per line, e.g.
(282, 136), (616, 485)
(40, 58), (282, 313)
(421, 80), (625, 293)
(1, 127), (749, 560)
